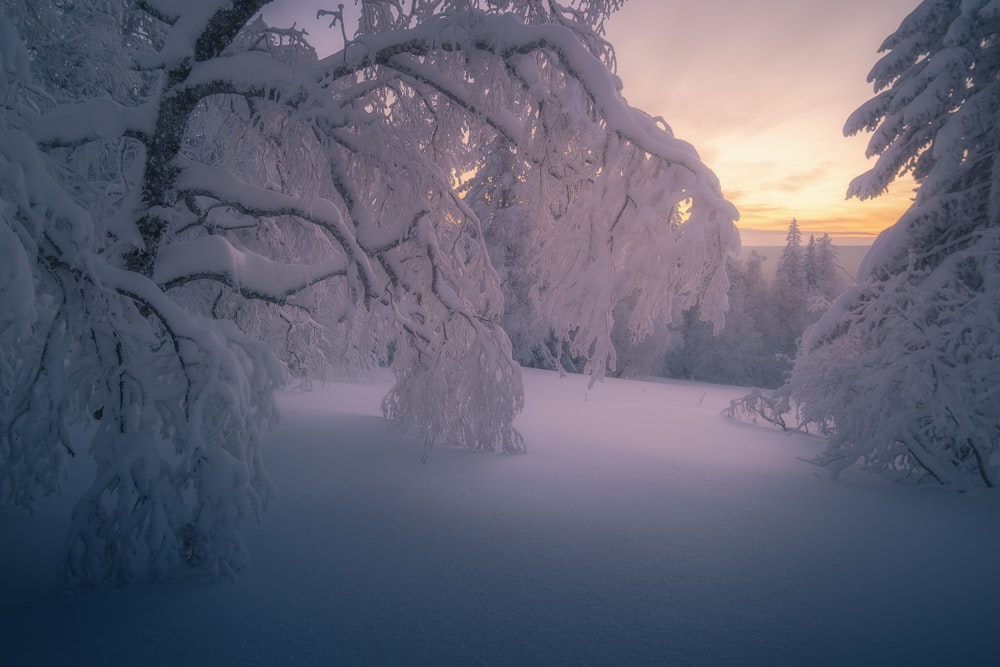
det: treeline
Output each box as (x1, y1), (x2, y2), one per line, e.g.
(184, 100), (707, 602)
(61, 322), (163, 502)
(660, 219), (848, 388)
(500, 218), (848, 389)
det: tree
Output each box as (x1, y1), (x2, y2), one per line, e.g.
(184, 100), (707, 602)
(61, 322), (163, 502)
(1, 0), (738, 585)
(661, 254), (773, 387)
(733, 0), (1000, 488)
(773, 218), (809, 351)
(464, 136), (569, 371)
(804, 233), (818, 291)
(812, 233), (846, 302)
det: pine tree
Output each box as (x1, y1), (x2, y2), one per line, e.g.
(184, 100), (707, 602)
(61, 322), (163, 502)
(786, 0), (1000, 488)
(773, 218), (808, 352)
(813, 233), (846, 302)
(662, 251), (786, 389)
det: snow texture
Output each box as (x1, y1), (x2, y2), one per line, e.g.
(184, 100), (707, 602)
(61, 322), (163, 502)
(2, 0), (743, 584)
(2, 371), (998, 665)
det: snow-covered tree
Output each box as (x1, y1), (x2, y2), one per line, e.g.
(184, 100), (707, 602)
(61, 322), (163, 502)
(1, 0), (738, 585)
(461, 74), (738, 381)
(466, 130), (719, 379)
(662, 254), (771, 387)
(770, 218), (809, 352)
(2, 1), (287, 586)
(733, 0), (1000, 488)
(812, 233), (846, 302)
(800, 232), (848, 311)
(464, 136), (567, 370)
(804, 233), (819, 291)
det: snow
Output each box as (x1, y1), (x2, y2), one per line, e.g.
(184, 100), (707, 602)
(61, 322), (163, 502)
(3, 369), (998, 665)
(133, 0), (229, 70)
(31, 98), (156, 146)
(0, 218), (34, 329)
(186, 51), (296, 92)
(153, 234), (348, 300)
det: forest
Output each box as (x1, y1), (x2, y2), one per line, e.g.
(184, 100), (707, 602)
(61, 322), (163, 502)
(1, 0), (997, 596)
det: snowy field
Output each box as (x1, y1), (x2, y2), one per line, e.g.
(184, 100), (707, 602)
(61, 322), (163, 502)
(3, 369), (998, 666)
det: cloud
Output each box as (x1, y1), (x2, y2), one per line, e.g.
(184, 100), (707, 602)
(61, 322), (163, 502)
(778, 162), (835, 190)
(606, 0), (923, 240)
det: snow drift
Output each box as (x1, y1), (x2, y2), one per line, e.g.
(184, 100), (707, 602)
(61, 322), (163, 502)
(3, 370), (997, 665)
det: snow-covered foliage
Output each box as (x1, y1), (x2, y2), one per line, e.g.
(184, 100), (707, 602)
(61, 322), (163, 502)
(731, 0), (1000, 489)
(459, 36), (739, 381)
(806, 233), (845, 303)
(1, 0), (737, 585)
(665, 222), (848, 389)
(1, 3), (284, 584)
(792, 232), (1000, 487)
(773, 218), (809, 352)
(664, 253), (780, 388)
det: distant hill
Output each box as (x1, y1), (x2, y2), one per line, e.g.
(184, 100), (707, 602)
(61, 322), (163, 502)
(740, 245), (870, 284)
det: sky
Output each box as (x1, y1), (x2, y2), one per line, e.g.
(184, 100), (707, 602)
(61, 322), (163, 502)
(603, 0), (924, 245)
(262, 0), (924, 246)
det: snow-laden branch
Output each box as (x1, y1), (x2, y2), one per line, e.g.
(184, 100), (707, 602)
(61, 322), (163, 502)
(386, 54), (525, 143)
(174, 162), (382, 297)
(33, 99), (158, 146)
(153, 235), (348, 302)
(185, 51), (299, 93)
(135, 0), (266, 70)
(309, 10), (736, 220)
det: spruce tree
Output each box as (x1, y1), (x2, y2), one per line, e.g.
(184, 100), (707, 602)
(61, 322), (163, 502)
(787, 0), (1000, 488)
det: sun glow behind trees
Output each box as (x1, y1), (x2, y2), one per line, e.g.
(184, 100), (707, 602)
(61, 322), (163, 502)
(265, 0), (923, 243)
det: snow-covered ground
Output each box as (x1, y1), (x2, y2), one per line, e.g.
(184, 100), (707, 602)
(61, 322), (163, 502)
(3, 369), (998, 665)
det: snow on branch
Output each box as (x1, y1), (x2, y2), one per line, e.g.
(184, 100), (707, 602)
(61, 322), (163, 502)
(32, 98), (157, 146)
(135, 0), (266, 70)
(174, 162), (382, 296)
(386, 54), (526, 143)
(153, 235), (348, 303)
(314, 11), (733, 215)
(184, 51), (298, 94)
(175, 161), (340, 219)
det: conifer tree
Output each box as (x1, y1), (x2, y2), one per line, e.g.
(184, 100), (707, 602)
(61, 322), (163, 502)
(773, 218), (808, 350)
(783, 0), (1000, 488)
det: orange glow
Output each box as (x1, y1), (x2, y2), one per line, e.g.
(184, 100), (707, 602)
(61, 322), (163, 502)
(605, 0), (923, 246)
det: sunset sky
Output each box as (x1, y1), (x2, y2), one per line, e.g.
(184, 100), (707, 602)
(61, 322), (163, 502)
(604, 0), (923, 245)
(262, 0), (924, 245)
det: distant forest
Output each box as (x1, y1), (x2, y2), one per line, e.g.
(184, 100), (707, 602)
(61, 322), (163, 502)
(508, 219), (851, 390)
(742, 243), (869, 283)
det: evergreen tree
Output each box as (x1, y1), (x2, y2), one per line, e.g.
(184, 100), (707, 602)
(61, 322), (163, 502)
(813, 233), (846, 302)
(748, 0), (1000, 488)
(804, 234), (819, 292)
(773, 218), (808, 351)
(662, 251), (786, 388)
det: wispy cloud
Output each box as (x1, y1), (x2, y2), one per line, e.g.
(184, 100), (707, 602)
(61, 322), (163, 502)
(606, 0), (923, 239)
